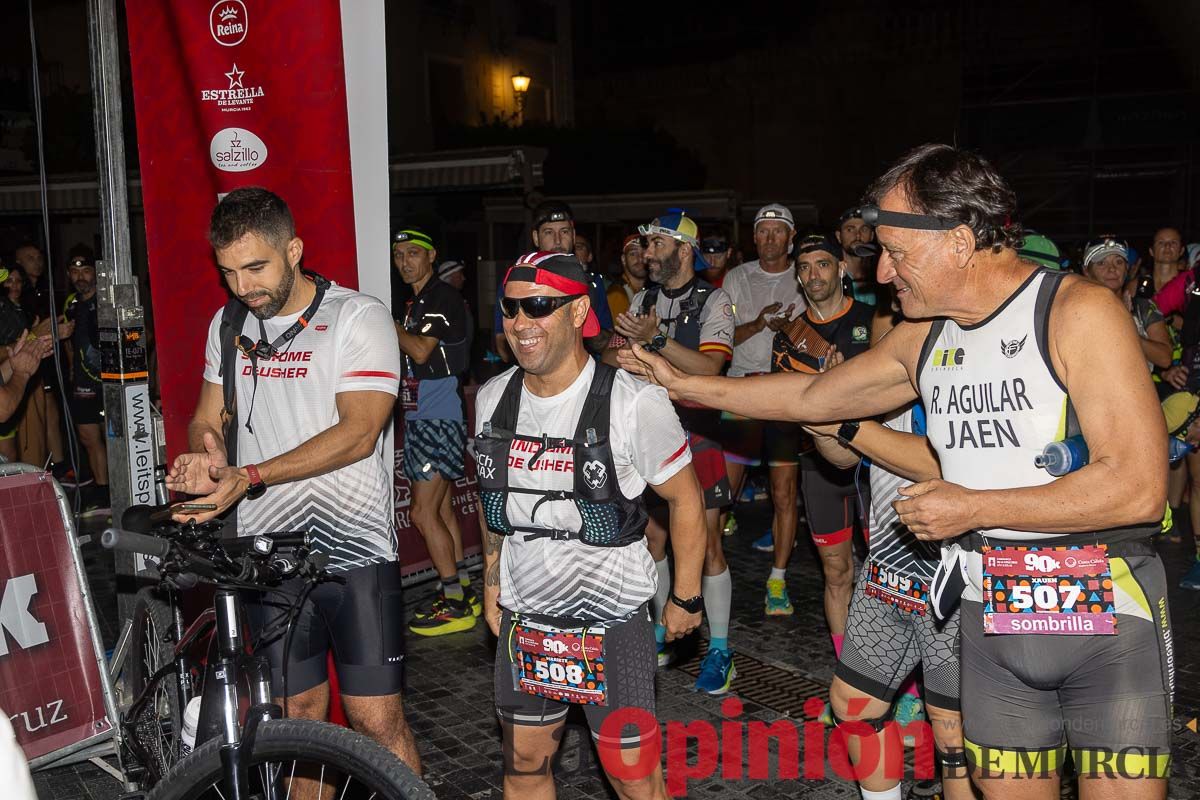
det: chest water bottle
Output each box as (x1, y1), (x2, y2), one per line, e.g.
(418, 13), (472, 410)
(1169, 437), (1195, 463)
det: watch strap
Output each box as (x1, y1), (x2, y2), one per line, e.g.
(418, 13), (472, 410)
(836, 421), (861, 446)
(245, 463), (263, 486)
(669, 592), (704, 614)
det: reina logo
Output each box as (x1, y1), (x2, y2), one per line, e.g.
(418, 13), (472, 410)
(200, 63), (264, 112)
(209, 127), (267, 172)
(930, 347), (966, 368)
(210, 0), (247, 47)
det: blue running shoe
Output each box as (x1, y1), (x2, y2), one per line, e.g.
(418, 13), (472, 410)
(752, 529), (774, 552)
(694, 648), (736, 695)
(1181, 558), (1200, 590)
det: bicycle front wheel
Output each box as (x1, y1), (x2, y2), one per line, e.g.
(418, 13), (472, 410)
(148, 718), (435, 800)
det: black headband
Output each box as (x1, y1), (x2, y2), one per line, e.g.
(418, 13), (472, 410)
(859, 204), (963, 231)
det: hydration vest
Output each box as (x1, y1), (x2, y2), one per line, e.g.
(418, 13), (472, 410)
(474, 362), (648, 547)
(639, 277), (716, 351)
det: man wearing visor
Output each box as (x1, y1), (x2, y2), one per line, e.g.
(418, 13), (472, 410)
(479, 250), (705, 798)
(606, 210), (738, 694)
(622, 144), (1172, 798)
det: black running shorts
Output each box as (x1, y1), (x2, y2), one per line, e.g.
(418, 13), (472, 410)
(246, 560), (405, 698)
(800, 453), (869, 547)
(960, 554), (1173, 779)
(495, 605), (657, 751)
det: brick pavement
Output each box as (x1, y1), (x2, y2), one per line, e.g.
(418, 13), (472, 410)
(30, 501), (1200, 799)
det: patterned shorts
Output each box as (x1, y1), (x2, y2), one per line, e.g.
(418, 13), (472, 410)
(402, 418), (466, 482)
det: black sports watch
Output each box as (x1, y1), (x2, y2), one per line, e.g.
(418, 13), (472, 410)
(244, 463), (267, 500)
(644, 333), (668, 353)
(669, 592), (704, 614)
(836, 421), (861, 446)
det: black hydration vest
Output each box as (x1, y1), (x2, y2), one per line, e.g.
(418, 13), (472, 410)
(639, 277), (715, 351)
(474, 362), (648, 547)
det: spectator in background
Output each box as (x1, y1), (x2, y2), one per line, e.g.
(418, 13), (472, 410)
(700, 232), (734, 287)
(1148, 227), (1185, 295)
(13, 243), (69, 478)
(63, 245), (108, 512)
(492, 200), (614, 361)
(1016, 231), (1064, 271)
(606, 234), (647, 318)
(4, 266), (28, 318)
(436, 259), (466, 292)
(834, 207), (877, 305)
(573, 232), (594, 270)
(1163, 391), (1200, 590)
(1082, 237), (1172, 371)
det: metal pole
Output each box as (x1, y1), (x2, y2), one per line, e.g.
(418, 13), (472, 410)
(88, 0), (150, 622)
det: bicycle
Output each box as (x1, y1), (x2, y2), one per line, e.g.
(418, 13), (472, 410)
(102, 507), (435, 800)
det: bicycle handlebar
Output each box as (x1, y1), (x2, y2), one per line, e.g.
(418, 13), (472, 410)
(101, 527), (171, 559)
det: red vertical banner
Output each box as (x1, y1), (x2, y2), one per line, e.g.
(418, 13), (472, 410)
(124, 0), (369, 459)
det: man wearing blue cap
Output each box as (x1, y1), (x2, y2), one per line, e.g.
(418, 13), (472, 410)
(607, 210), (738, 694)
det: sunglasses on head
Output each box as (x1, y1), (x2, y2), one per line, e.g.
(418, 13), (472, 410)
(499, 293), (584, 320)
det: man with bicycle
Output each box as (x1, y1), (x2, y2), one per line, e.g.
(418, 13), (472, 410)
(166, 187), (420, 773)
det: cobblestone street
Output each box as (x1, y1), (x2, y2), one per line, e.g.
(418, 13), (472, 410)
(31, 500), (1200, 799)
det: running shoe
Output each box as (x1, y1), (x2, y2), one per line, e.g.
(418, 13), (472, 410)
(1181, 558), (1200, 590)
(723, 513), (738, 536)
(765, 578), (794, 616)
(413, 586), (481, 620)
(739, 484), (757, 503)
(818, 701), (835, 727)
(409, 596), (476, 636)
(656, 640), (674, 668)
(694, 648), (736, 695)
(752, 529), (774, 552)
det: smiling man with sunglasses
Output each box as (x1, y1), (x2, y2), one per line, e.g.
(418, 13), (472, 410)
(479, 250), (706, 799)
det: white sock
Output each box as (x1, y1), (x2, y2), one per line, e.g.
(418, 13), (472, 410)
(701, 568), (732, 650)
(652, 558), (671, 623)
(769, 566), (786, 581)
(861, 786), (901, 800)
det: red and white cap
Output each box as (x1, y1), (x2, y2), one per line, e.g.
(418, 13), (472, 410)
(502, 251), (601, 337)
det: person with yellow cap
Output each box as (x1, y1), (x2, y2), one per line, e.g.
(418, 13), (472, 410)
(1163, 391), (1200, 588)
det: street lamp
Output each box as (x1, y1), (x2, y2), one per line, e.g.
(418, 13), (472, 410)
(511, 71), (530, 124)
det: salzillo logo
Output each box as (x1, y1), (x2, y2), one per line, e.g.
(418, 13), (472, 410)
(210, 1), (247, 46)
(200, 63), (264, 112)
(210, 128), (267, 172)
(583, 460), (608, 490)
(1000, 334), (1028, 359)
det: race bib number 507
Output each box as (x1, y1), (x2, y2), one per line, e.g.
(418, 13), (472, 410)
(982, 545), (1115, 636)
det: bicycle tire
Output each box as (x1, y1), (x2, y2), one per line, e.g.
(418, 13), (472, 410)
(126, 586), (183, 783)
(148, 718), (435, 800)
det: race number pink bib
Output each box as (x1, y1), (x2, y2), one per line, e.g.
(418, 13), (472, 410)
(514, 620), (608, 705)
(401, 377), (419, 412)
(982, 545), (1116, 635)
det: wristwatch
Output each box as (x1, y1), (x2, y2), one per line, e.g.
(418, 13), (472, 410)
(244, 463), (267, 500)
(669, 592), (704, 614)
(836, 421), (861, 446)
(643, 333), (668, 353)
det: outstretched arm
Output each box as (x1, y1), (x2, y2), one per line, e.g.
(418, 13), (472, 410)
(618, 320), (928, 424)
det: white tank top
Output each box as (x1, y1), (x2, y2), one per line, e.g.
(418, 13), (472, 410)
(917, 270), (1069, 542)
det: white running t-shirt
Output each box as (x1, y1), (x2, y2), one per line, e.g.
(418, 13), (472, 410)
(475, 360), (691, 623)
(722, 259), (807, 376)
(202, 283), (401, 571)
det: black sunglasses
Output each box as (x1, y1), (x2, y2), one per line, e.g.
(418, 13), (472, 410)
(499, 294), (584, 320)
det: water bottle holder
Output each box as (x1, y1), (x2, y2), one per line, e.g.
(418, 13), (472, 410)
(480, 491), (511, 535)
(577, 500), (621, 546)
